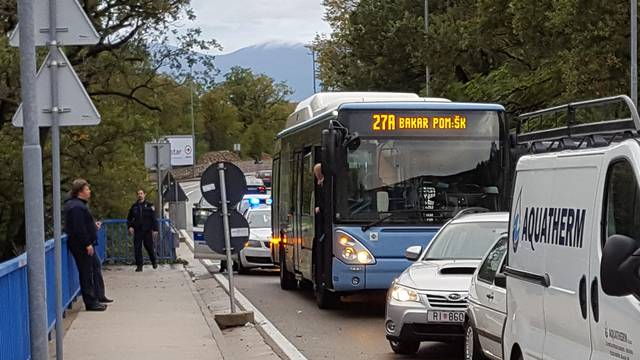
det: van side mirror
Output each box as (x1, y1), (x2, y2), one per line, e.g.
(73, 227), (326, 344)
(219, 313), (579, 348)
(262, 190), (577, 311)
(601, 234), (640, 297)
(405, 246), (422, 261)
(494, 273), (506, 288)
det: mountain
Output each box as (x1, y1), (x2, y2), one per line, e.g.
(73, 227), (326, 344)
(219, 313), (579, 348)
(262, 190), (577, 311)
(160, 42), (316, 102)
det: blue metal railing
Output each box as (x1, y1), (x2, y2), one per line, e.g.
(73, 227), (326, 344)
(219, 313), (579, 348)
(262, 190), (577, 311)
(102, 219), (176, 264)
(0, 234), (95, 360)
(0, 218), (175, 359)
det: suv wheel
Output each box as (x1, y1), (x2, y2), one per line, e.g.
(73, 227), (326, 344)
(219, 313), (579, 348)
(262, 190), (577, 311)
(389, 339), (420, 355)
(464, 324), (485, 359)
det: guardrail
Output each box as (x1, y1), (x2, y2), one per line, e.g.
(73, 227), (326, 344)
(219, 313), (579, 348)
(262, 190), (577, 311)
(0, 231), (104, 360)
(0, 218), (175, 359)
(102, 219), (176, 264)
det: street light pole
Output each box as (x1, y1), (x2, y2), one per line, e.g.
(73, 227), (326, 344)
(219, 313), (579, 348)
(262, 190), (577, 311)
(632, 0), (638, 106)
(424, 0), (430, 97)
(190, 70), (196, 178)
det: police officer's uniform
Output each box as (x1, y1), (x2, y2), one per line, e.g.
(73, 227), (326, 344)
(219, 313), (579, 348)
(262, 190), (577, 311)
(127, 200), (158, 270)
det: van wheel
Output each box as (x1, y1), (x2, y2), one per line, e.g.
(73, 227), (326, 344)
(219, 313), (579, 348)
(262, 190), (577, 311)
(389, 339), (420, 355)
(464, 324), (485, 359)
(279, 255), (297, 290)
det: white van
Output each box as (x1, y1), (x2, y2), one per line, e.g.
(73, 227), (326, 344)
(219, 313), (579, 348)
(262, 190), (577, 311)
(503, 95), (640, 360)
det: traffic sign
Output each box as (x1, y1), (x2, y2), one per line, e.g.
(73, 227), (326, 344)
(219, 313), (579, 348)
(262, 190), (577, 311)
(200, 162), (247, 207)
(162, 172), (188, 202)
(9, 0), (99, 47)
(204, 210), (249, 255)
(12, 49), (101, 127)
(145, 142), (172, 171)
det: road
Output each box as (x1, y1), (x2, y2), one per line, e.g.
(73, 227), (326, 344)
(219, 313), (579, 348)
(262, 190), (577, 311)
(234, 270), (463, 360)
(182, 179), (461, 359)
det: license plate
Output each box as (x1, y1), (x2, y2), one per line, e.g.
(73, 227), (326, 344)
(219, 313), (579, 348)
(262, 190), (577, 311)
(427, 310), (465, 323)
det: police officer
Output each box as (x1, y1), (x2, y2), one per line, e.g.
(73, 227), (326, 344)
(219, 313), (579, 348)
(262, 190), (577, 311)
(64, 179), (112, 311)
(127, 189), (158, 271)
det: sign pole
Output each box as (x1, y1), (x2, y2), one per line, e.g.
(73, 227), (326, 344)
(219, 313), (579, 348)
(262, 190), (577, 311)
(155, 145), (164, 247)
(218, 162), (237, 313)
(17, 0), (49, 358)
(47, 0), (65, 357)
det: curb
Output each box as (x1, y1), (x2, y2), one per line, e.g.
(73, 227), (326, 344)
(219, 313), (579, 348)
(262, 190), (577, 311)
(183, 231), (307, 360)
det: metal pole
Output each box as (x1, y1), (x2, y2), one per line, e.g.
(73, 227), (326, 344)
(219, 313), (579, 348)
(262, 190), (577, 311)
(48, 0), (64, 357)
(632, 0), (638, 106)
(190, 73), (196, 179)
(425, 0), (430, 97)
(218, 162), (236, 313)
(311, 48), (317, 94)
(17, 0), (49, 358)
(155, 145), (164, 248)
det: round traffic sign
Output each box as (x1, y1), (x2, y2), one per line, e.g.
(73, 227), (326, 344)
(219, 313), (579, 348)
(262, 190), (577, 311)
(204, 210), (250, 255)
(200, 161), (247, 207)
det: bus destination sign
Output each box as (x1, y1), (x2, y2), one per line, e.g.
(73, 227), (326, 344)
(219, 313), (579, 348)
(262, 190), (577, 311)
(371, 113), (467, 131)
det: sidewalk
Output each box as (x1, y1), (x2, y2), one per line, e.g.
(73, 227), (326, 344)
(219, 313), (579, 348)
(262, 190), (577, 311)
(62, 261), (223, 359)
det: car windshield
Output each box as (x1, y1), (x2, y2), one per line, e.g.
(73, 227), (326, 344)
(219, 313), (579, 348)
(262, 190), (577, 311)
(422, 222), (507, 260)
(247, 210), (270, 228)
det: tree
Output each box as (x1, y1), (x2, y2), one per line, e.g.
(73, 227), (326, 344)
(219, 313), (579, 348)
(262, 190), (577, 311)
(200, 67), (293, 159)
(315, 0), (634, 115)
(0, 0), (218, 261)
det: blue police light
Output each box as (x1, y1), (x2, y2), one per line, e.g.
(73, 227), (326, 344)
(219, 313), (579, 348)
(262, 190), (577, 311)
(266, 198), (273, 205)
(249, 198), (260, 206)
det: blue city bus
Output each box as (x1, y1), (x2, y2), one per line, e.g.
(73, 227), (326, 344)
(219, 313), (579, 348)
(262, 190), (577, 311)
(270, 92), (511, 308)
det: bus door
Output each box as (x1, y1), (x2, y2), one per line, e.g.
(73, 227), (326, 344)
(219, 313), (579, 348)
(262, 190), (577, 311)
(293, 152), (303, 273)
(298, 150), (315, 280)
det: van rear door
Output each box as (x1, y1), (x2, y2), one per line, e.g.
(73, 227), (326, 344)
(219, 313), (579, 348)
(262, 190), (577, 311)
(590, 153), (640, 360)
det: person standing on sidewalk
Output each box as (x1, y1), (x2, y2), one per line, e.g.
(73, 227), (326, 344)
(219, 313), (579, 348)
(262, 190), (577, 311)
(127, 189), (158, 272)
(64, 179), (113, 311)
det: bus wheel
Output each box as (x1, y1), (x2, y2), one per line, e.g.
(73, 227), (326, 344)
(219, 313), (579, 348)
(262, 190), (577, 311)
(314, 284), (340, 309)
(279, 255), (297, 290)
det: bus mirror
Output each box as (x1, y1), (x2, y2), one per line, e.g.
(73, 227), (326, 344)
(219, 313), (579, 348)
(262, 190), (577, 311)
(601, 234), (640, 297)
(345, 132), (361, 152)
(376, 191), (389, 213)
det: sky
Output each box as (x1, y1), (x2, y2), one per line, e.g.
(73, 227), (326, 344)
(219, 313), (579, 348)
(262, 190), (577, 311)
(188, 0), (332, 54)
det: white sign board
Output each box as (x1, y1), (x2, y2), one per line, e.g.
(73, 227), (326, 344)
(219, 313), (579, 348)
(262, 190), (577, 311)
(12, 50), (101, 127)
(165, 136), (194, 166)
(9, 0), (100, 47)
(144, 142), (172, 171)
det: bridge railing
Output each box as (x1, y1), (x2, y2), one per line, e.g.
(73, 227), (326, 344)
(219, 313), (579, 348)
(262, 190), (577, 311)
(101, 219), (176, 264)
(0, 218), (175, 359)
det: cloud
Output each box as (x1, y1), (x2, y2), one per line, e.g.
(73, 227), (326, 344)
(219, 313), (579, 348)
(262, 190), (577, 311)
(189, 0), (332, 53)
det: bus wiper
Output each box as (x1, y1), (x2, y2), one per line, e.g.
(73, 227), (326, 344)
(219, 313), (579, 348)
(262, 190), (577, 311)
(361, 213), (396, 232)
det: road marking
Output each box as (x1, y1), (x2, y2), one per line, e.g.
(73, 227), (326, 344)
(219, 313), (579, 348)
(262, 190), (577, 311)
(182, 231), (307, 360)
(208, 265), (307, 360)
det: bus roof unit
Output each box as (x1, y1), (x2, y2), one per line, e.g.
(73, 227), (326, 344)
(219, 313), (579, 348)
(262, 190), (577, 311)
(286, 92), (450, 129)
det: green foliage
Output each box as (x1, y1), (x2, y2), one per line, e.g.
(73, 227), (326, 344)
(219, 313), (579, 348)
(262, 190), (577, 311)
(200, 67), (293, 160)
(0, 0), (218, 261)
(315, 0), (635, 114)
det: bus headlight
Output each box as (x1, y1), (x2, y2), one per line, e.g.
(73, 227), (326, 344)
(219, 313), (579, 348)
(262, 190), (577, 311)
(390, 284), (420, 303)
(334, 231), (376, 265)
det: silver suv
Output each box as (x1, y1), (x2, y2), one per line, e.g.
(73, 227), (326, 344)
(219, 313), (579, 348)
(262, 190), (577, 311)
(385, 212), (508, 355)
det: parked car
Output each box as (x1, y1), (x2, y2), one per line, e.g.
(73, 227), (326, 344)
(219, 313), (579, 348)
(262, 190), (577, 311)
(245, 175), (267, 195)
(465, 234), (508, 360)
(385, 212), (509, 355)
(236, 206), (275, 273)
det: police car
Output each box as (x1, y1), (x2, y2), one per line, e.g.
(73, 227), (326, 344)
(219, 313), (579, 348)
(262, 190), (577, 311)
(503, 95), (640, 360)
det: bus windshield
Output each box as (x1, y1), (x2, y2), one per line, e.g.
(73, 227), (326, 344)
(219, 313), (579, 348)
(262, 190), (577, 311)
(335, 111), (503, 225)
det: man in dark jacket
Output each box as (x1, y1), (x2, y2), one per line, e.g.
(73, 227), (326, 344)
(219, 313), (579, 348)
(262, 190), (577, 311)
(64, 179), (112, 311)
(127, 189), (158, 272)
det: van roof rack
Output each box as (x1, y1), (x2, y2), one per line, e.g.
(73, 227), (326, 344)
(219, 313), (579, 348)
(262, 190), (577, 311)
(516, 95), (640, 153)
(453, 207), (490, 220)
